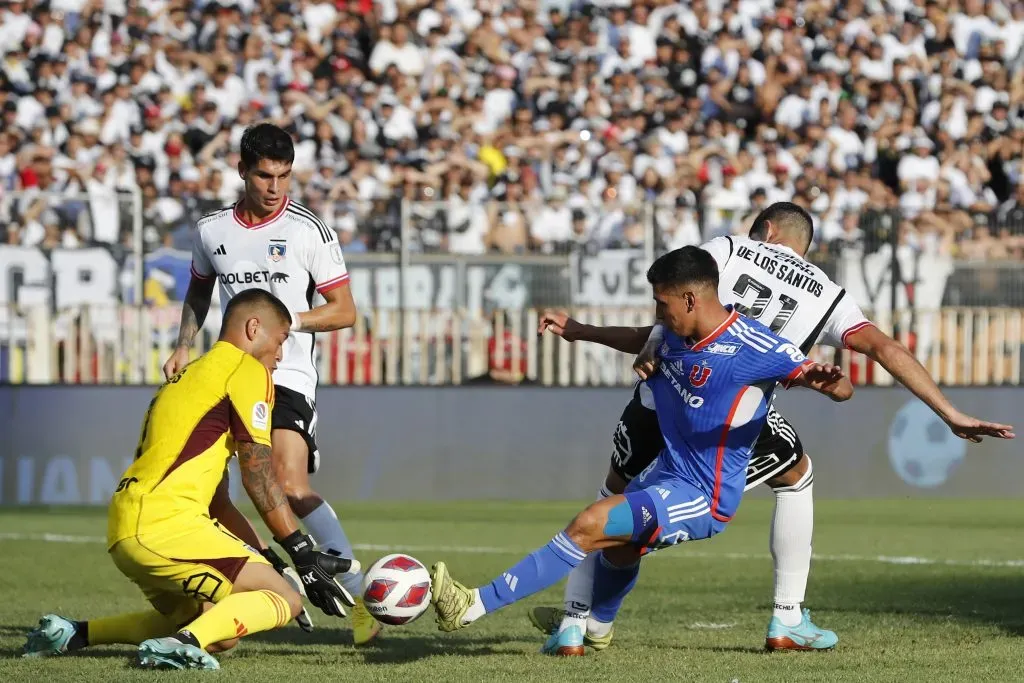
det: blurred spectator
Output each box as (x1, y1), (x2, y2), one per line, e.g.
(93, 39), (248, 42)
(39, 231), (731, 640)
(0, 0), (1018, 262)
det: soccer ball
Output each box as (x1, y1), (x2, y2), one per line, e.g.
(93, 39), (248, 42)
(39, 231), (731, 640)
(887, 399), (966, 489)
(361, 554), (432, 625)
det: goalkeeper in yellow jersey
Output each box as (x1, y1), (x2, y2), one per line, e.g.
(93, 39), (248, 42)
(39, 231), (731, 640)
(22, 289), (359, 670)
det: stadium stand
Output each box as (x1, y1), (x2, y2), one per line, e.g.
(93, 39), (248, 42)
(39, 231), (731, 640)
(0, 0), (1021, 259)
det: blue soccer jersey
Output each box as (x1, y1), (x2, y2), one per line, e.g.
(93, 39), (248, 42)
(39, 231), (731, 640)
(645, 308), (812, 523)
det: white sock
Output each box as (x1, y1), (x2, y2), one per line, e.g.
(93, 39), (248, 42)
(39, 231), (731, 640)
(770, 460), (814, 628)
(463, 589), (486, 624)
(559, 552), (598, 633)
(557, 484), (612, 633)
(301, 501), (364, 595)
(586, 616), (613, 638)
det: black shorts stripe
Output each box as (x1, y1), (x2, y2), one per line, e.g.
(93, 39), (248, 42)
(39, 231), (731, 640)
(801, 288), (847, 354)
(287, 202), (333, 243)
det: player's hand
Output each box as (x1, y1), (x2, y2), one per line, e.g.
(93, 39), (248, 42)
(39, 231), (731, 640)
(944, 411), (1015, 443)
(260, 547), (314, 632)
(795, 362), (852, 401)
(801, 362), (845, 383)
(162, 346), (191, 381)
(537, 309), (582, 342)
(633, 342), (660, 380)
(278, 532), (358, 618)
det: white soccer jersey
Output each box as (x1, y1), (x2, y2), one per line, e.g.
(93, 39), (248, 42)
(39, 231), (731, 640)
(702, 236), (872, 353)
(190, 197), (350, 399)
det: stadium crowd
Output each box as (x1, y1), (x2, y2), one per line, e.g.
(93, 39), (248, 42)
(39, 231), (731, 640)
(0, 0), (1022, 260)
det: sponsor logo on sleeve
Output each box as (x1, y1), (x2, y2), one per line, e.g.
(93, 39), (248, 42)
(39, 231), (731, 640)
(252, 401), (269, 430)
(330, 243), (344, 265)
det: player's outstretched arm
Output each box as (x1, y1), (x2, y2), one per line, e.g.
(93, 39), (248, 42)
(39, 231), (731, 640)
(538, 309), (653, 354)
(236, 441), (357, 617)
(788, 362), (853, 402)
(845, 325), (1014, 442)
(292, 283), (357, 333)
(163, 275), (215, 379)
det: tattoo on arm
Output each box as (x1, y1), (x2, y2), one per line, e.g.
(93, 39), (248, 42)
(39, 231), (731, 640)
(176, 280), (213, 347)
(236, 441), (288, 515)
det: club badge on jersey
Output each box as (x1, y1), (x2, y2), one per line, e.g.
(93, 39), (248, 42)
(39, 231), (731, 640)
(268, 240), (287, 263)
(689, 361), (712, 387)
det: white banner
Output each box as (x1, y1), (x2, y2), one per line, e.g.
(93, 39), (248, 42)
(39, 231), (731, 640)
(838, 245), (953, 313)
(572, 250), (651, 306)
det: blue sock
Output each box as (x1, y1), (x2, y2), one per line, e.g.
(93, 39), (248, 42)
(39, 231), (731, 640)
(590, 552), (641, 623)
(479, 531), (585, 613)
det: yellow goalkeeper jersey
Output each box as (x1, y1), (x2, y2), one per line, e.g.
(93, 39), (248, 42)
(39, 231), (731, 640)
(107, 341), (274, 548)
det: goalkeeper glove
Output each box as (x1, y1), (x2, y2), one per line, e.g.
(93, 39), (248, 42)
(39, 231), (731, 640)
(260, 547), (314, 632)
(277, 531), (358, 618)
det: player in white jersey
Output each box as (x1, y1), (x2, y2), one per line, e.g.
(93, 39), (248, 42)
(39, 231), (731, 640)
(162, 123), (381, 645)
(532, 202), (1014, 653)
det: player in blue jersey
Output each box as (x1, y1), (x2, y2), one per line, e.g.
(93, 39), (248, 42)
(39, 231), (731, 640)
(428, 246), (853, 640)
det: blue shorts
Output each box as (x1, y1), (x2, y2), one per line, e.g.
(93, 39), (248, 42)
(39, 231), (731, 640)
(622, 457), (727, 552)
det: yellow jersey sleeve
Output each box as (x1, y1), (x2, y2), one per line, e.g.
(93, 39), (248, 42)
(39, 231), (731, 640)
(226, 357), (275, 447)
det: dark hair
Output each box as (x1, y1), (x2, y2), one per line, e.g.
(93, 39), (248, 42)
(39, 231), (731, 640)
(239, 123), (295, 169)
(749, 201), (814, 251)
(646, 246), (719, 292)
(222, 288), (291, 330)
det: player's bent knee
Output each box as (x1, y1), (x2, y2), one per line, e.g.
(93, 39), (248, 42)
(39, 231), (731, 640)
(565, 505), (607, 551)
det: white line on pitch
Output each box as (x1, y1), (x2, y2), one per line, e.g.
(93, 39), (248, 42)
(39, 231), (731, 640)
(2, 532), (1023, 569)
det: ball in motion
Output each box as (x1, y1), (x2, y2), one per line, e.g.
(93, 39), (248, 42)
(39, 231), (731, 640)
(362, 554), (432, 625)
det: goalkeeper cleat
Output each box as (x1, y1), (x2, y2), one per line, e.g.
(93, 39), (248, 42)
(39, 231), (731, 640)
(528, 606), (563, 635)
(281, 566), (315, 632)
(540, 625), (585, 657)
(351, 597), (382, 645)
(430, 561), (475, 633)
(765, 609), (838, 652)
(22, 614), (77, 657)
(137, 637), (220, 670)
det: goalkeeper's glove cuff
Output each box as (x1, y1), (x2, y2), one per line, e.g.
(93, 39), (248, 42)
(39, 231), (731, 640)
(277, 530), (315, 559)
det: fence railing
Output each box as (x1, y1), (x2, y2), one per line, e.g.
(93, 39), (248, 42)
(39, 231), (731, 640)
(2, 305), (1021, 387)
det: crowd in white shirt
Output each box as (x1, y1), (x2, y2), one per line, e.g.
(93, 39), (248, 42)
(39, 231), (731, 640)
(0, 0), (1021, 260)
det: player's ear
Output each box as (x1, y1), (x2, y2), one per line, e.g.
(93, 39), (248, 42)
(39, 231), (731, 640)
(246, 317), (260, 341)
(237, 161), (247, 181)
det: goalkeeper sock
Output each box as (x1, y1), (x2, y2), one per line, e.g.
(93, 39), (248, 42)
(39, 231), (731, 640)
(86, 611), (178, 646)
(180, 590), (292, 650)
(477, 532), (585, 616)
(301, 501), (364, 595)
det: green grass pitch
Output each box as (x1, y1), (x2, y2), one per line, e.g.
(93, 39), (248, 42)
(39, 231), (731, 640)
(2, 499), (1024, 682)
